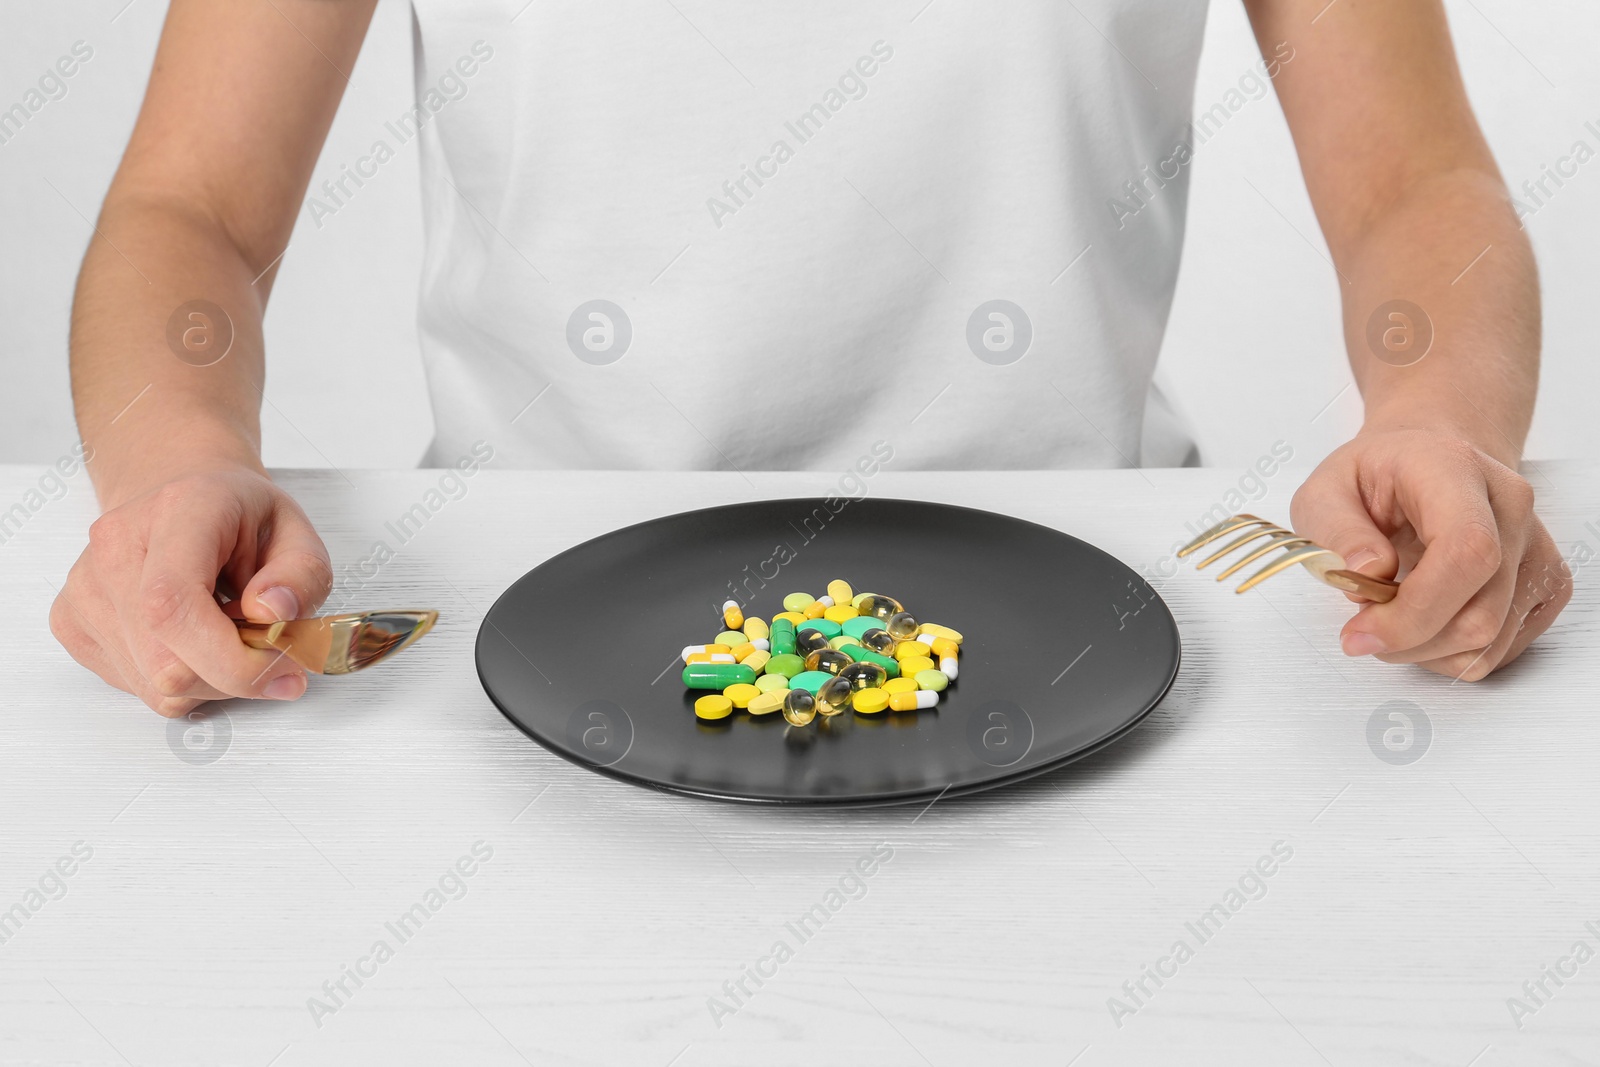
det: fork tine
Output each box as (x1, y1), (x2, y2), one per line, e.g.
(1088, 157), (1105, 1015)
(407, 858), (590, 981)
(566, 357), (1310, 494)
(1234, 546), (1339, 593)
(1215, 534), (1313, 580)
(1176, 514), (1274, 558)
(1196, 525), (1285, 569)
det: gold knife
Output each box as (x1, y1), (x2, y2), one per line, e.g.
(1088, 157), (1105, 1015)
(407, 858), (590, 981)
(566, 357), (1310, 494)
(235, 610), (439, 674)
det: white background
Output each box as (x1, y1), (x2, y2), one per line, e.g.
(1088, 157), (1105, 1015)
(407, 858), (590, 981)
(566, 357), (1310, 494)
(1, 0), (1595, 471)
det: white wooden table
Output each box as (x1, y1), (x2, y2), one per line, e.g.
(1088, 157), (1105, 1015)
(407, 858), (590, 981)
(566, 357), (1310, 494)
(1, 463), (1595, 1066)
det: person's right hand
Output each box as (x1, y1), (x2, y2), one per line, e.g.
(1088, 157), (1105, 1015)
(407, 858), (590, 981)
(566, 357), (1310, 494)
(49, 468), (334, 717)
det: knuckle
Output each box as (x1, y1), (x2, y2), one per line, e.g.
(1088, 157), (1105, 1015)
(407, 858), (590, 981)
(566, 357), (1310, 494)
(1454, 607), (1503, 650)
(86, 512), (127, 553)
(292, 549), (335, 602)
(1501, 475), (1536, 512)
(152, 695), (203, 718)
(149, 657), (202, 699)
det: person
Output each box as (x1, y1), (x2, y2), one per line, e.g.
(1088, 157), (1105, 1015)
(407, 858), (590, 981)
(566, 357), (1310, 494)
(52, 0), (1571, 716)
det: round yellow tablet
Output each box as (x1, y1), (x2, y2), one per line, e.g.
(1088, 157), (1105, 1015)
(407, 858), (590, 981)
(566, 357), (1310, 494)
(694, 695), (733, 720)
(747, 689), (786, 715)
(882, 677), (918, 695)
(899, 656), (937, 676)
(723, 683), (761, 708)
(852, 687), (889, 714)
(823, 604), (859, 624)
(773, 611), (808, 627)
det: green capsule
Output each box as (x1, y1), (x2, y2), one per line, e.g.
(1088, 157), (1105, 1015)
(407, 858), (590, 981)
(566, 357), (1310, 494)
(839, 643), (896, 674)
(764, 653), (805, 679)
(788, 670), (834, 694)
(769, 618), (797, 656)
(682, 663), (757, 690)
(797, 618), (843, 639)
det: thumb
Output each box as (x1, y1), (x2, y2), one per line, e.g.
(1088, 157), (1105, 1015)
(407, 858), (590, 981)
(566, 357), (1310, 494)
(239, 498), (334, 623)
(1291, 472), (1399, 590)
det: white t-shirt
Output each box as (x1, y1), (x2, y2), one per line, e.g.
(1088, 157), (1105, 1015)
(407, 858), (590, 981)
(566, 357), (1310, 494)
(407, 1), (1208, 470)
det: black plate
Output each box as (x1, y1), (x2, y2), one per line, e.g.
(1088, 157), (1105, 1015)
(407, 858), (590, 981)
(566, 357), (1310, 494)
(476, 498), (1180, 806)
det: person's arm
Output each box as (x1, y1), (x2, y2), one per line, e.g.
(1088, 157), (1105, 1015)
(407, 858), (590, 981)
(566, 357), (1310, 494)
(53, 0), (376, 715)
(1244, 0), (1571, 679)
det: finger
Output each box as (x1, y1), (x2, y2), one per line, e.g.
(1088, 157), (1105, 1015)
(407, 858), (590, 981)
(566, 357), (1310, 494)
(1290, 464), (1401, 597)
(1369, 486), (1530, 664)
(52, 572), (215, 716)
(1339, 464), (1501, 657)
(135, 501), (307, 701)
(1423, 533), (1573, 680)
(237, 495), (334, 623)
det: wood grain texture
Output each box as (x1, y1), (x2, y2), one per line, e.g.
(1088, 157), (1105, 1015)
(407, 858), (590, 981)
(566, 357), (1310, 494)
(0, 463), (1595, 1065)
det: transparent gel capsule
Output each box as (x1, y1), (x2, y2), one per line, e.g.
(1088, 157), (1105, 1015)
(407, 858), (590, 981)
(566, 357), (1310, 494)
(857, 594), (903, 621)
(838, 662), (888, 692)
(816, 675), (853, 715)
(794, 629), (831, 656)
(886, 611), (919, 640)
(781, 688), (817, 727)
(858, 627), (897, 655)
(804, 649), (853, 676)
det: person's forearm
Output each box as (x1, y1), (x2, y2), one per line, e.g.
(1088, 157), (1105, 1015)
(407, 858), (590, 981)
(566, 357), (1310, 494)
(70, 190), (272, 509)
(1337, 168), (1538, 469)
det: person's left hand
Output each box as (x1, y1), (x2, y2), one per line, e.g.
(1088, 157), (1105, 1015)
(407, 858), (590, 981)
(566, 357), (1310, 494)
(1290, 427), (1572, 681)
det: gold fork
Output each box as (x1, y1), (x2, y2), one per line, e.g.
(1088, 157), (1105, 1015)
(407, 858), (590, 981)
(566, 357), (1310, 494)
(1178, 514), (1400, 603)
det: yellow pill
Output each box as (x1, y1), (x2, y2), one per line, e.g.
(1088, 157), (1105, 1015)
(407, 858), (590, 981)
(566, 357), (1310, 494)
(918, 623), (964, 644)
(782, 592), (816, 612)
(731, 642), (759, 661)
(923, 636), (960, 659)
(889, 690), (939, 712)
(804, 600), (829, 619)
(681, 643), (732, 662)
(742, 649), (771, 674)
(774, 611), (808, 627)
(827, 579), (854, 605)
(899, 655), (936, 676)
(754, 673), (789, 693)
(721, 600), (744, 630)
(743, 617), (769, 641)
(894, 642), (927, 661)
(882, 677), (919, 695)
(694, 695), (733, 720)
(852, 688), (889, 714)
(722, 683), (761, 708)
(685, 652), (735, 665)
(747, 689), (787, 715)
(823, 604), (859, 624)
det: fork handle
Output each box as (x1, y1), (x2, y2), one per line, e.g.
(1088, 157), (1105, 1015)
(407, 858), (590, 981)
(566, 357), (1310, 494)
(1322, 569), (1401, 603)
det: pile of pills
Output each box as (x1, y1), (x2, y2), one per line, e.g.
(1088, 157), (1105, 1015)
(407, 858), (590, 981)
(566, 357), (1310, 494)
(680, 579), (962, 727)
